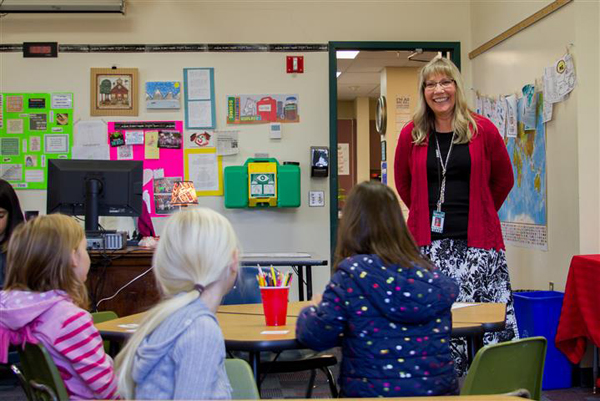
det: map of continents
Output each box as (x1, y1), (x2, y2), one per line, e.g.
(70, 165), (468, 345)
(498, 95), (547, 248)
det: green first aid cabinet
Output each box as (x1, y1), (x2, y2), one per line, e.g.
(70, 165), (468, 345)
(224, 158), (300, 208)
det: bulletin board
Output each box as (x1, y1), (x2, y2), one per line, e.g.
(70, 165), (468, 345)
(0, 92), (74, 189)
(108, 121), (184, 217)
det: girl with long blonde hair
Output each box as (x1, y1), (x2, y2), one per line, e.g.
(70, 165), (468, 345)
(115, 208), (239, 400)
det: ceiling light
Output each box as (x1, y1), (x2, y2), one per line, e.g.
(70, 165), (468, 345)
(336, 51), (360, 59)
(336, 71), (342, 78)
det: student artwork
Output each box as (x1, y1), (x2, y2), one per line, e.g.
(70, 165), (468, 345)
(227, 94), (300, 124)
(187, 130), (214, 148)
(0, 92), (73, 189)
(145, 81), (181, 109)
(108, 121), (184, 217)
(543, 52), (576, 104)
(91, 68), (139, 116)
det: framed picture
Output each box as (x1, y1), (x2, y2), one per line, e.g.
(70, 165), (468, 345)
(90, 68), (138, 116)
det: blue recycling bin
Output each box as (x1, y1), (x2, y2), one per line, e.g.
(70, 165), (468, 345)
(513, 291), (572, 390)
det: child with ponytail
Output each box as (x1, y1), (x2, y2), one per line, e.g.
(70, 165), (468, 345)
(115, 208), (240, 400)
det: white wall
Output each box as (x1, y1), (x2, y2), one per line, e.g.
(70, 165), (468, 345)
(0, 0), (473, 297)
(470, 0), (600, 291)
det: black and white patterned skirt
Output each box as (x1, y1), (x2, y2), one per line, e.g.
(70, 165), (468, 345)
(421, 238), (519, 376)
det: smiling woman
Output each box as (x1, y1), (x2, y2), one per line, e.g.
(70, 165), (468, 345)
(394, 57), (518, 376)
(0, 179), (24, 288)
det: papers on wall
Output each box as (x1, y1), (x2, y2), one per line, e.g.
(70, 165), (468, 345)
(395, 95), (411, 136)
(184, 68), (216, 129)
(72, 120), (110, 160)
(338, 143), (350, 175)
(521, 84), (537, 130)
(51, 93), (73, 109)
(543, 53), (576, 104)
(184, 148), (223, 196)
(505, 95), (518, 138)
(493, 96), (507, 138)
(216, 130), (239, 156)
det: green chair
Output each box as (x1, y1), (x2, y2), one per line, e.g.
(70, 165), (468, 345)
(17, 342), (69, 401)
(91, 310), (119, 355)
(460, 336), (547, 400)
(225, 358), (260, 399)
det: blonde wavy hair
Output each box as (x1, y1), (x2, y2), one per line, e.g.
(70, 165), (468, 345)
(115, 207), (240, 399)
(4, 214), (89, 308)
(412, 57), (478, 145)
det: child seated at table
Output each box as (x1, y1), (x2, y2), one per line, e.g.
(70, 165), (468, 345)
(115, 208), (239, 400)
(296, 181), (459, 397)
(0, 214), (119, 399)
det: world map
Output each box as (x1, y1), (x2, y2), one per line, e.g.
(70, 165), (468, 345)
(498, 95), (547, 249)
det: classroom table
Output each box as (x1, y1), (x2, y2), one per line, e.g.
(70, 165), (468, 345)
(96, 301), (506, 384)
(556, 254), (600, 392)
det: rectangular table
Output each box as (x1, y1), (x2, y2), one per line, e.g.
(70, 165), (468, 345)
(97, 301), (505, 384)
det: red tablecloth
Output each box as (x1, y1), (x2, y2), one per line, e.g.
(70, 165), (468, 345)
(556, 255), (600, 364)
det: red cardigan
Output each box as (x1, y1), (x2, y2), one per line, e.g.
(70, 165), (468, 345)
(394, 115), (513, 251)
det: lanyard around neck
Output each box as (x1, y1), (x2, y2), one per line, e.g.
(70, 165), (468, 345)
(434, 131), (456, 212)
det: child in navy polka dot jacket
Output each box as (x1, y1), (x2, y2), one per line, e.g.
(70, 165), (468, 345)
(296, 181), (459, 397)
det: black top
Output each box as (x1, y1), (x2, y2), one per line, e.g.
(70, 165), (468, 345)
(426, 131), (471, 240)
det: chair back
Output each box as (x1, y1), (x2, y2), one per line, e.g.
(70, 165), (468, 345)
(17, 342), (69, 401)
(224, 358), (260, 399)
(460, 336), (547, 400)
(222, 266), (262, 305)
(92, 311), (119, 354)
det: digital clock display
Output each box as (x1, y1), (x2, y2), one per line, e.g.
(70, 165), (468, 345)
(23, 42), (58, 58)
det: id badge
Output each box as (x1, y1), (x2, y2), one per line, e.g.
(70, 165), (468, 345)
(431, 210), (445, 234)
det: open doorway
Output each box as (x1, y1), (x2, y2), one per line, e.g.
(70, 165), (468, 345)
(328, 41), (461, 259)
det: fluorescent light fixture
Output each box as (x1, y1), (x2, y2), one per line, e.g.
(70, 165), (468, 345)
(336, 51), (360, 59)
(336, 71), (342, 78)
(0, 0), (125, 13)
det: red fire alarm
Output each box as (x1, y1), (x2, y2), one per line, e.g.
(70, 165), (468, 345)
(286, 56), (304, 73)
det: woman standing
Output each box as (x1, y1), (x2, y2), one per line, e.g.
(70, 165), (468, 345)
(394, 57), (517, 375)
(0, 179), (24, 288)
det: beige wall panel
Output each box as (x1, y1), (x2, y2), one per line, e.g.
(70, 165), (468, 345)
(470, 1), (599, 291)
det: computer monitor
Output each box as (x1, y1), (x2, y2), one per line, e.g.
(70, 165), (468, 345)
(47, 159), (144, 232)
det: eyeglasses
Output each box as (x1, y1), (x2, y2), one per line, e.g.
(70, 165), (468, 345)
(424, 79), (455, 91)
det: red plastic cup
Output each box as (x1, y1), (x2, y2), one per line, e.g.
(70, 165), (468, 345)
(260, 286), (290, 326)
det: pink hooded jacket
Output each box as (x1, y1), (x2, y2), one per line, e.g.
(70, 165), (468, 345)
(0, 290), (118, 400)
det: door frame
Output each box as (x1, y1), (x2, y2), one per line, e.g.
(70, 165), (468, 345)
(328, 41), (461, 263)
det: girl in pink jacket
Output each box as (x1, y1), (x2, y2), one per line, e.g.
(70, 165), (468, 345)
(0, 214), (118, 400)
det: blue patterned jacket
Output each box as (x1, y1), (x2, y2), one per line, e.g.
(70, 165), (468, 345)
(296, 254), (459, 397)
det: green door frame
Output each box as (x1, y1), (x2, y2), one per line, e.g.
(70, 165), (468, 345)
(328, 41), (461, 263)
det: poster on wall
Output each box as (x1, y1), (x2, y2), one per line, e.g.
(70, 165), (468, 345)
(184, 68), (216, 129)
(0, 92), (74, 189)
(499, 92), (548, 250)
(108, 121), (184, 217)
(227, 94), (299, 124)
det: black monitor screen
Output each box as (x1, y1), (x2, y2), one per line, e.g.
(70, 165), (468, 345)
(47, 159), (143, 231)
